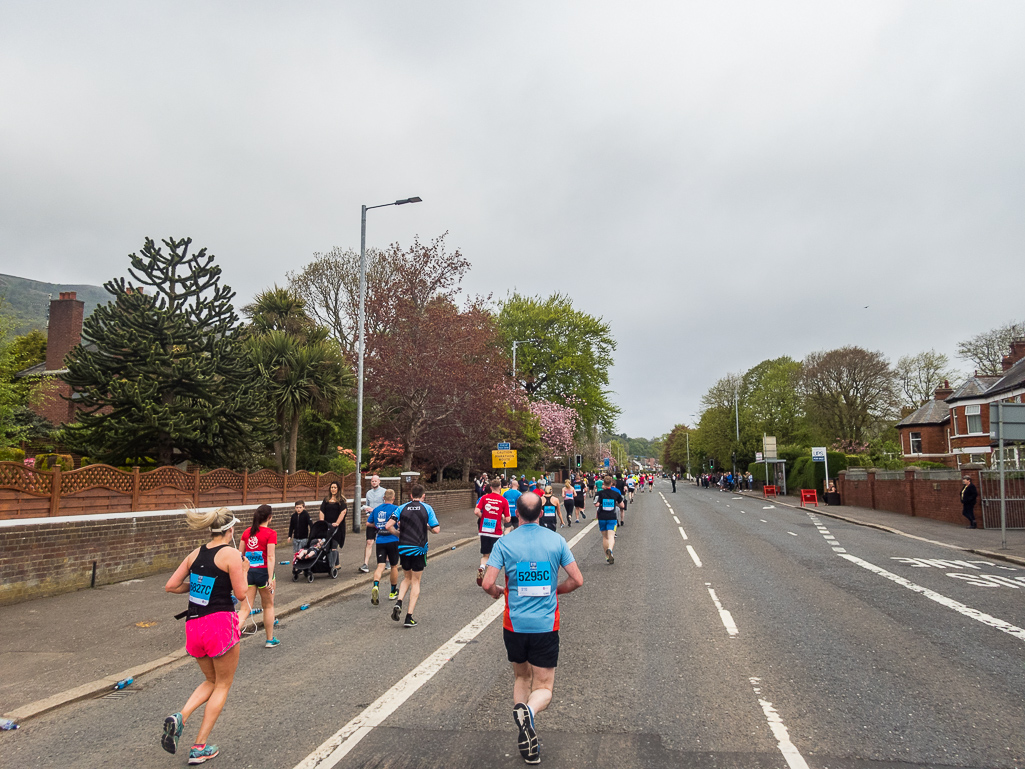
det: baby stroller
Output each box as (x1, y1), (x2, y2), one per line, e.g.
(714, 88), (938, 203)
(292, 520), (339, 582)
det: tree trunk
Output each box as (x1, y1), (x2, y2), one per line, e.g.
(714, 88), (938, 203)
(272, 438), (284, 473)
(288, 413), (300, 474)
(461, 459), (470, 483)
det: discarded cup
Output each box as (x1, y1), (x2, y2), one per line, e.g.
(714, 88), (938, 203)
(114, 677), (134, 690)
(0, 718), (19, 731)
(299, 604), (310, 610)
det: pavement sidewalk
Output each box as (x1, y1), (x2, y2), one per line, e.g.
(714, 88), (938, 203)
(1, 504), (482, 723)
(736, 490), (1025, 565)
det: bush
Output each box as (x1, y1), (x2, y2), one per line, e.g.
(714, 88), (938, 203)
(786, 451), (849, 492)
(328, 454), (356, 476)
(0, 447), (26, 463)
(34, 453), (74, 471)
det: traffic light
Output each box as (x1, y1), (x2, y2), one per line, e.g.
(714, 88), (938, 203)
(575, 454), (582, 467)
(709, 458), (714, 470)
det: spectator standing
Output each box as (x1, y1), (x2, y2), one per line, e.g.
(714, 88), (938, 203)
(360, 475), (387, 574)
(961, 476), (979, 529)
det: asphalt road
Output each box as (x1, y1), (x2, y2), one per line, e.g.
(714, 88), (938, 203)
(2, 481), (1024, 768)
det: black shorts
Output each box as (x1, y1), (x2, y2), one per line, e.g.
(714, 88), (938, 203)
(376, 541), (399, 565)
(480, 535), (498, 555)
(400, 553), (427, 572)
(563, 498), (574, 512)
(247, 568), (269, 588)
(366, 525), (377, 541)
(574, 495), (584, 507)
(504, 628), (559, 668)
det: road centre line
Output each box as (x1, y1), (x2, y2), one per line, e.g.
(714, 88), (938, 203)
(760, 519), (768, 523)
(788, 532), (797, 537)
(678, 525), (688, 541)
(706, 585), (738, 636)
(749, 678), (811, 769)
(838, 553), (1025, 642)
(293, 520), (600, 769)
(686, 545), (703, 567)
(673, 516), (681, 524)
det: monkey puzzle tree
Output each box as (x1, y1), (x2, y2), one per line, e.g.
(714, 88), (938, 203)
(63, 237), (274, 468)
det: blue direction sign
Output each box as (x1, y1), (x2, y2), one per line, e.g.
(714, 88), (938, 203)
(604, 457), (611, 468)
(497, 442), (511, 451)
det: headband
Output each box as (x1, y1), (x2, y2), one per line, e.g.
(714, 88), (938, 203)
(212, 516), (240, 532)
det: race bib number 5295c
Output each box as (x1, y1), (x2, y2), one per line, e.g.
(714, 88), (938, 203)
(516, 561), (552, 597)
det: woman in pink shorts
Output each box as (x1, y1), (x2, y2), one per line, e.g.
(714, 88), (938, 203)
(162, 507), (249, 765)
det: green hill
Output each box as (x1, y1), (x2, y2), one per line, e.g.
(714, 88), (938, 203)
(0, 274), (108, 337)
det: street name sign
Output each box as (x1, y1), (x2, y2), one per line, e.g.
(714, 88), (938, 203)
(811, 447), (827, 463)
(497, 442), (511, 451)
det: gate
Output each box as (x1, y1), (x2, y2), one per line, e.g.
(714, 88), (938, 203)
(980, 471), (1025, 529)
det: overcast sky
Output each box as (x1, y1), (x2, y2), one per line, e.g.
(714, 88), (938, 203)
(2, 2), (1023, 439)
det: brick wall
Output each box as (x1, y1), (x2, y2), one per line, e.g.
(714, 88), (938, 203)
(0, 489), (475, 605)
(837, 469), (979, 526)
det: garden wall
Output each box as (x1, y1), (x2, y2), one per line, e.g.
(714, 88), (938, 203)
(837, 468), (977, 526)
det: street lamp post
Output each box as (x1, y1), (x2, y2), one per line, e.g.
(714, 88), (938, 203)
(511, 340), (531, 382)
(354, 196), (422, 532)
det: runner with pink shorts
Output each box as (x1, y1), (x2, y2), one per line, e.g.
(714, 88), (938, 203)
(162, 507), (249, 765)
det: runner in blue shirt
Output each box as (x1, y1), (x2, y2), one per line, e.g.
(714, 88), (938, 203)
(504, 480), (523, 529)
(482, 493), (583, 765)
(369, 489), (400, 607)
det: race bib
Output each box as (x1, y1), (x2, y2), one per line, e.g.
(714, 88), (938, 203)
(189, 573), (215, 606)
(543, 505), (557, 519)
(602, 498), (616, 511)
(516, 561), (552, 597)
(481, 517), (498, 534)
(244, 550), (265, 568)
(574, 484), (582, 492)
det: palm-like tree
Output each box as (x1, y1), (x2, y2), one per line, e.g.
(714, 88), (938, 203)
(246, 289), (351, 472)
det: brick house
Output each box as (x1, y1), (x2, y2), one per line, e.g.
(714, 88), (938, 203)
(897, 339), (1025, 469)
(14, 291), (86, 425)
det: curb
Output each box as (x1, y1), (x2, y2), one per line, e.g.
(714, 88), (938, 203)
(741, 492), (1025, 568)
(2, 535), (478, 725)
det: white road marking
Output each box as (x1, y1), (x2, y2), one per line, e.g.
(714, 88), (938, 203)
(760, 519), (768, 523)
(673, 516), (681, 524)
(678, 525), (688, 541)
(686, 545), (702, 567)
(707, 586), (739, 636)
(749, 678), (811, 769)
(763, 506), (775, 510)
(832, 547), (847, 553)
(788, 532), (797, 537)
(838, 553), (1025, 642)
(292, 520), (599, 769)
(732, 497), (743, 500)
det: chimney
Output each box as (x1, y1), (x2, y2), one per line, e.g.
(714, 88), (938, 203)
(1006, 338), (1025, 371)
(45, 291), (84, 371)
(934, 379), (954, 401)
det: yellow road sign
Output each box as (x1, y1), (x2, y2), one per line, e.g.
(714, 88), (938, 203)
(492, 449), (517, 468)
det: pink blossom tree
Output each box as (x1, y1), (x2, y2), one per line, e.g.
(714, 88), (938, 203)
(528, 400), (578, 462)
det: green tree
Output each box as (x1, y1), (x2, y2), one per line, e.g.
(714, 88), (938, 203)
(63, 237), (274, 468)
(744, 357), (808, 445)
(496, 292), (619, 432)
(245, 287), (351, 474)
(894, 350), (961, 410)
(0, 311), (25, 448)
(801, 346), (898, 444)
(956, 320), (1024, 377)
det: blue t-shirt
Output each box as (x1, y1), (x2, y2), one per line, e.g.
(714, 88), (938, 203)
(503, 489), (522, 518)
(487, 523), (575, 634)
(370, 503), (399, 544)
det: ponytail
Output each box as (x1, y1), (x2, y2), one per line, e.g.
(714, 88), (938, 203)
(185, 506), (235, 533)
(250, 504), (273, 539)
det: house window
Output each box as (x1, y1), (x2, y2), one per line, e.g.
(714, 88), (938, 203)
(909, 432), (922, 454)
(965, 404), (983, 434)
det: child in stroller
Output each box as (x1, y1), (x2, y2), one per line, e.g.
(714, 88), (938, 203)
(291, 520), (339, 582)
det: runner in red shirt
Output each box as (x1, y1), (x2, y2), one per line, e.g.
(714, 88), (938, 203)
(240, 504), (280, 648)
(475, 477), (512, 586)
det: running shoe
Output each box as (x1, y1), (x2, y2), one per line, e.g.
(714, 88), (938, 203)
(513, 703), (539, 764)
(605, 548), (614, 565)
(274, 618), (279, 627)
(391, 601), (402, 622)
(371, 585), (379, 606)
(388, 589), (399, 600)
(161, 712), (184, 754)
(403, 616), (418, 629)
(358, 564), (370, 573)
(476, 566), (485, 586)
(580, 512), (586, 519)
(265, 637), (281, 648)
(188, 744), (219, 764)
